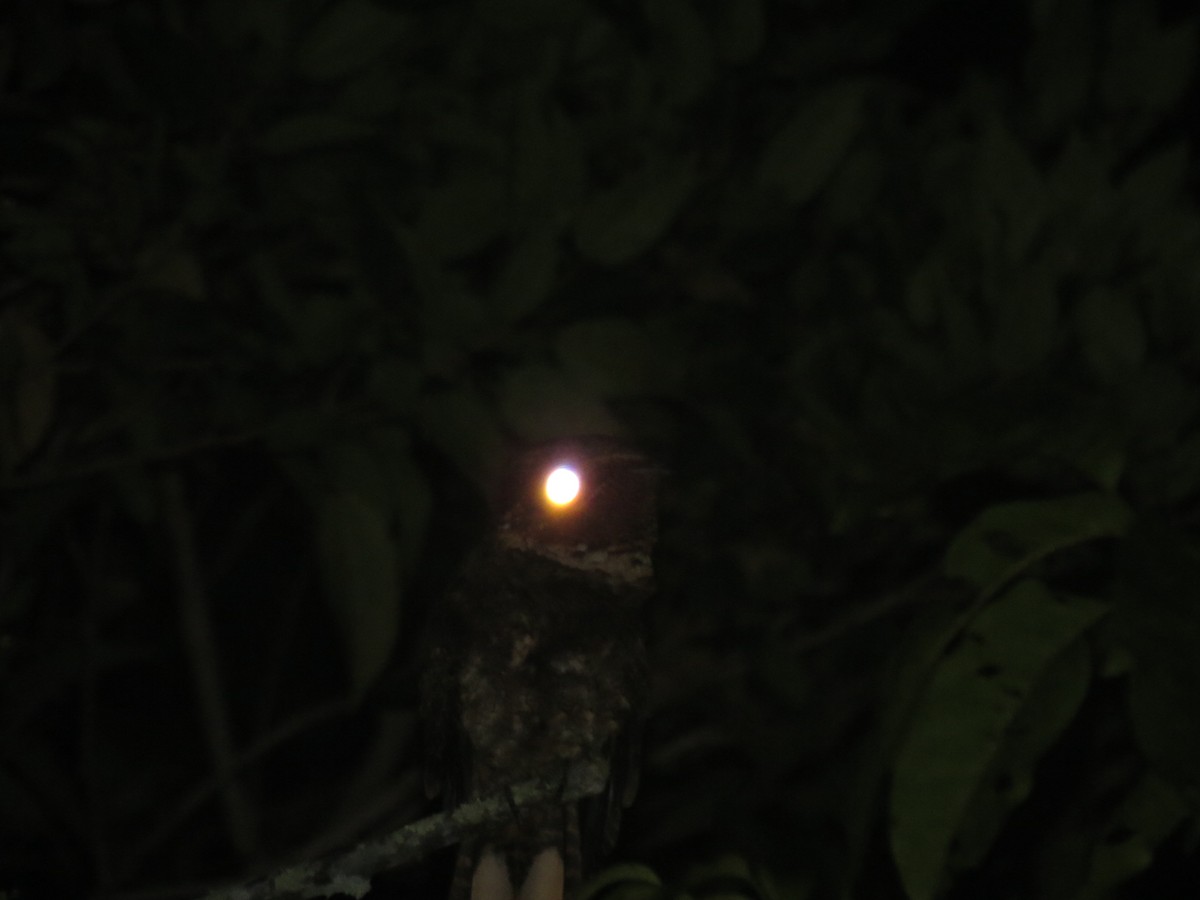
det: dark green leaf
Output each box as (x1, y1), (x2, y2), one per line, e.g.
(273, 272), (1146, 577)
(890, 580), (1108, 900)
(1117, 523), (1200, 790)
(556, 317), (682, 397)
(1075, 288), (1146, 382)
(12, 2), (72, 92)
(1099, 6), (1196, 120)
(510, 94), (587, 223)
(313, 488), (401, 697)
(490, 228), (561, 320)
(645, 0), (714, 108)
(1073, 773), (1189, 899)
(943, 492), (1132, 596)
(416, 169), (509, 261)
(295, 0), (411, 81)
(0, 314), (56, 471)
(949, 638), (1092, 870)
(708, 0), (764, 63)
(134, 241), (206, 300)
(756, 83), (867, 206)
(1024, 0), (1093, 138)
(363, 427), (432, 573)
(1119, 142), (1188, 215)
(986, 264), (1059, 375)
(497, 363), (620, 440)
(256, 114), (375, 155)
(974, 120), (1045, 263)
(582, 863), (663, 900)
(574, 157), (698, 264)
(685, 854), (770, 899)
(416, 385), (506, 483)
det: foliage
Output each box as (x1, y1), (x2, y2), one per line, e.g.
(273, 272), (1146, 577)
(2, 0), (1199, 898)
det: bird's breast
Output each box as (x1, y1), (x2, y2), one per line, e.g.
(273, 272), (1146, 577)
(458, 636), (629, 786)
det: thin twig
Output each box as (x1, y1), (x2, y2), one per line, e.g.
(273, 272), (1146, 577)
(160, 472), (258, 857)
(0, 409), (388, 493)
(2, 428), (269, 492)
(121, 699), (357, 883)
(792, 571), (943, 655)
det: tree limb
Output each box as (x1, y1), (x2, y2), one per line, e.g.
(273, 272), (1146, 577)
(200, 758), (610, 900)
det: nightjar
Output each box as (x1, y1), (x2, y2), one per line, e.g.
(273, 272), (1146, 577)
(420, 436), (659, 900)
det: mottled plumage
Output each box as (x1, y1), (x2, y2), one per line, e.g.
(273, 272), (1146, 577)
(421, 436), (658, 900)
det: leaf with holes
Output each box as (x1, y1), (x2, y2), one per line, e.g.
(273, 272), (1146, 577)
(943, 492), (1131, 597)
(890, 580), (1109, 900)
(948, 637), (1092, 872)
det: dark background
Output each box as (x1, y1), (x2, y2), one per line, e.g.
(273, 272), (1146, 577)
(2, 0), (1200, 898)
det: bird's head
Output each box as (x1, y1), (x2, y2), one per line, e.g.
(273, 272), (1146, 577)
(495, 435), (660, 588)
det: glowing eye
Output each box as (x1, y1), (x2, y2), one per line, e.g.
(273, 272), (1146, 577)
(544, 466), (581, 507)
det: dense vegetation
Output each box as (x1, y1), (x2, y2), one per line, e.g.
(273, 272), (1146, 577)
(2, 0), (1198, 898)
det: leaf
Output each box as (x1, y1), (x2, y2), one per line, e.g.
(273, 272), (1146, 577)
(987, 264), (1059, 376)
(890, 580), (1109, 900)
(1072, 773), (1189, 900)
(12, 321), (55, 456)
(708, 0), (764, 64)
(582, 863), (663, 900)
(497, 363), (620, 441)
(1116, 522), (1200, 790)
(12, 1), (72, 92)
(363, 427), (432, 573)
(395, 228), (489, 337)
(295, 0), (411, 81)
(756, 82), (867, 206)
(1118, 142), (1188, 215)
(822, 146), (884, 227)
(205, 0), (290, 55)
(135, 240), (206, 300)
(313, 489), (401, 697)
(645, 0), (715, 108)
(489, 227), (561, 320)
(1024, 0), (1093, 138)
(1099, 6), (1196, 120)
(256, 113), (375, 154)
(974, 119), (1045, 263)
(1075, 288), (1146, 382)
(949, 638), (1093, 870)
(943, 492), (1132, 597)
(0, 313), (56, 472)
(574, 156), (698, 265)
(556, 317), (683, 396)
(685, 854), (772, 899)
(416, 168), (509, 261)
(510, 90), (587, 223)
(937, 274), (987, 374)
(339, 65), (406, 118)
(415, 385), (507, 483)
(904, 255), (949, 330)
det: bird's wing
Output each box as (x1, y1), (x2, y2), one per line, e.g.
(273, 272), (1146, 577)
(580, 637), (648, 866)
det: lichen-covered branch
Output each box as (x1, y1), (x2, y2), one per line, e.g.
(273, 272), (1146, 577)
(201, 758), (610, 900)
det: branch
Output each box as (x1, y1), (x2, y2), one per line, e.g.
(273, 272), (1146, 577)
(161, 473), (258, 857)
(200, 759), (610, 900)
(121, 699), (357, 884)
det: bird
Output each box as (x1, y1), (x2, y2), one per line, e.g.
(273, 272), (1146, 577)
(419, 435), (659, 900)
